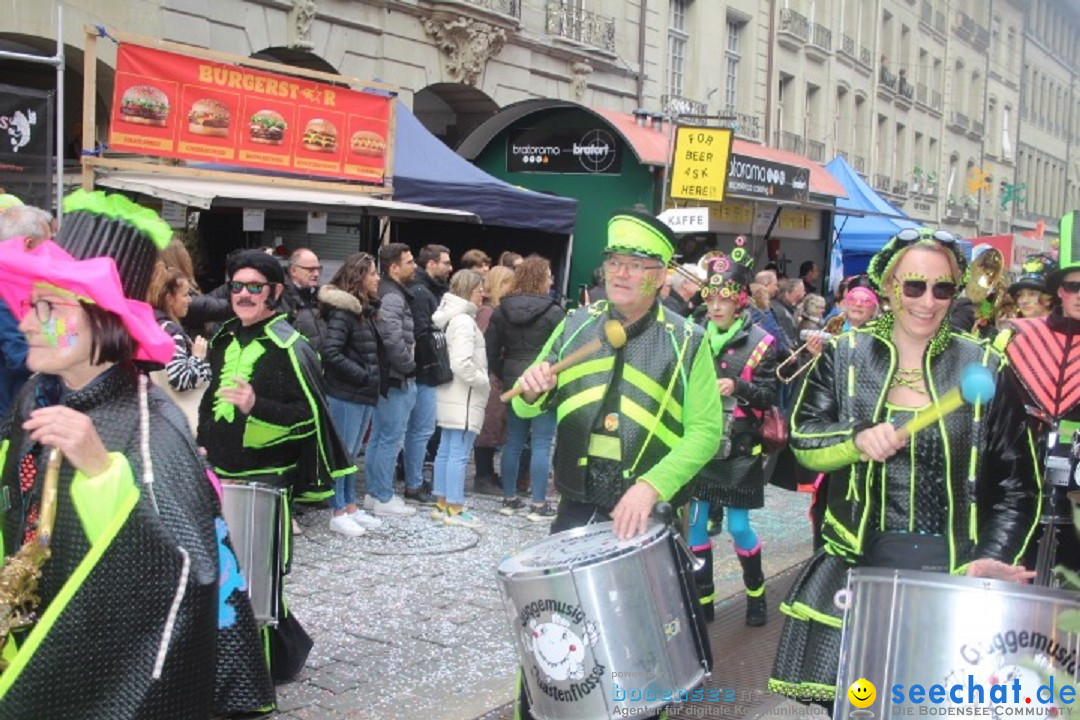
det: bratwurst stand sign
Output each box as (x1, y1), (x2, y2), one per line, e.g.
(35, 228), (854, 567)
(108, 43), (392, 185)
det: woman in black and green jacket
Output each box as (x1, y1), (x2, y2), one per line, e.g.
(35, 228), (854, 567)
(770, 229), (1040, 706)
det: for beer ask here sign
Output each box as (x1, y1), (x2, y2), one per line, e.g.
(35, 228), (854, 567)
(670, 126), (733, 202)
(108, 44), (392, 184)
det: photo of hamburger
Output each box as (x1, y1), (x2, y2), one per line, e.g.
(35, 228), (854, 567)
(302, 118), (338, 153)
(349, 130), (386, 158)
(119, 85), (170, 127)
(187, 98), (231, 138)
(249, 109), (288, 146)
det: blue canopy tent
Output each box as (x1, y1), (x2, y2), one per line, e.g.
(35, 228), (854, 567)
(826, 156), (919, 275)
(392, 104), (577, 235)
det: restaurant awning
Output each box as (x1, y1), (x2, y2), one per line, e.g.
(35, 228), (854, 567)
(96, 171), (481, 224)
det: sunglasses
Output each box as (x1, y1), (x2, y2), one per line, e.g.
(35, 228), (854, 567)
(1060, 280), (1080, 294)
(229, 281), (271, 295)
(894, 228), (958, 246)
(894, 276), (958, 300)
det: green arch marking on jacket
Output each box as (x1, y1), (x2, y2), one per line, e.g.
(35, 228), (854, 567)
(0, 455), (140, 698)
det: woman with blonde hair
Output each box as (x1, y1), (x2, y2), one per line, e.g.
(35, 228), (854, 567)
(431, 269), (491, 527)
(473, 265), (516, 491)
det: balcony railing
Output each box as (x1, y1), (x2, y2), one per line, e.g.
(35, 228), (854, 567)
(732, 112), (761, 141)
(974, 26), (990, 48)
(776, 130), (805, 154)
(916, 82), (928, 104)
(949, 111), (970, 131)
(898, 77), (915, 100)
(971, 120), (985, 136)
(545, 1), (615, 52)
(462, 0), (521, 17)
(662, 94), (708, 119)
(810, 23), (832, 52)
(779, 8), (810, 43)
(806, 139), (826, 162)
(873, 173), (892, 192)
(853, 155), (866, 173)
(860, 45), (873, 66)
(955, 11), (975, 37)
(931, 90), (942, 110)
(840, 33), (855, 58)
(892, 179), (909, 195)
(880, 66), (898, 91)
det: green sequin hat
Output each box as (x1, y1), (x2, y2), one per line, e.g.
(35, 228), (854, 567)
(866, 227), (969, 291)
(606, 210), (676, 266)
(53, 189), (172, 301)
(1048, 210), (1079, 293)
(1008, 253), (1056, 296)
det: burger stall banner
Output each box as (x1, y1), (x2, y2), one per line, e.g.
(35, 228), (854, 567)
(108, 43), (392, 185)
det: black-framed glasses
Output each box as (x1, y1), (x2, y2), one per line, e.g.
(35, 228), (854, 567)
(894, 276), (958, 300)
(1060, 280), (1080, 294)
(229, 281), (271, 295)
(893, 228), (958, 246)
(20, 298), (82, 323)
(602, 257), (665, 275)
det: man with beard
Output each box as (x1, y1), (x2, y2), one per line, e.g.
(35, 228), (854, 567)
(403, 243), (453, 504)
(198, 250), (354, 681)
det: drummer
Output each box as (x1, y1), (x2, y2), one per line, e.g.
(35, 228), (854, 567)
(512, 210), (722, 720)
(770, 228), (1039, 708)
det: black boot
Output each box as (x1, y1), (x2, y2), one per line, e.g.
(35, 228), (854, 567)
(737, 544), (767, 627)
(693, 542), (716, 623)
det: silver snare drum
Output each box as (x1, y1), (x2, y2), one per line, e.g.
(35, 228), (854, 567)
(835, 568), (1080, 716)
(220, 480), (286, 626)
(497, 521), (709, 720)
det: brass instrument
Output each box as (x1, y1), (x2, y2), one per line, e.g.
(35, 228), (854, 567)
(965, 248), (1008, 331)
(776, 313), (846, 384)
(0, 447), (62, 667)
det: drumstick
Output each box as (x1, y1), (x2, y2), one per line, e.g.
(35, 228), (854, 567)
(501, 320), (628, 403)
(893, 364), (996, 442)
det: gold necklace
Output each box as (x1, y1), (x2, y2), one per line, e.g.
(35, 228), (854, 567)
(890, 367), (928, 393)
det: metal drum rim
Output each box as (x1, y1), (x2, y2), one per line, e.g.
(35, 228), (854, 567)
(848, 566), (1080, 603)
(497, 520), (667, 579)
(220, 478), (288, 496)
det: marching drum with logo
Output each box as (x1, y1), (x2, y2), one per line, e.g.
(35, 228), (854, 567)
(497, 521), (710, 720)
(835, 568), (1080, 716)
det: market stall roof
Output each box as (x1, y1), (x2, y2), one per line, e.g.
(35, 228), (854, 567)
(458, 99), (846, 199)
(95, 170), (480, 224)
(825, 156), (919, 254)
(392, 103), (578, 234)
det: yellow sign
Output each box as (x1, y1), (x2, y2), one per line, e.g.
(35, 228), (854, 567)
(670, 127), (733, 202)
(779, 211), (814, 230)
(711, 202), (753, 224)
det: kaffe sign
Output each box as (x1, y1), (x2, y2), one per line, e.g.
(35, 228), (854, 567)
(108, 44), (392, 184)
(0, 83), (54, 211)
(670, 126), (733, 201)
(506, 127), (621, 174)
(725, 153), (809, 203)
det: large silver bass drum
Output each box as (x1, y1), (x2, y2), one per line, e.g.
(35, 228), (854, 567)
(497, 520), (710, 720)
(835, 568), (1080, 717)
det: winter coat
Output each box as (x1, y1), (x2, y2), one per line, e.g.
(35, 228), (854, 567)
(318, 284), (381, 406)
(407, 268), (448, 341)
(475, 303), (507, 449)
(432, 293), (490, 432)
(282, 280), (328, 350)
(485, 293), (565, 389)
(375, 276), (416, 386)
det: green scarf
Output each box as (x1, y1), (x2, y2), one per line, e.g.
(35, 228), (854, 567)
(706, 315), (746, 356)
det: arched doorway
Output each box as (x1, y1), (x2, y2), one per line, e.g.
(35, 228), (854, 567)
(414, 83), (497, 149)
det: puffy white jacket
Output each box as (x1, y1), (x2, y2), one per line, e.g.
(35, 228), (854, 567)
(432, 292), (490, 432)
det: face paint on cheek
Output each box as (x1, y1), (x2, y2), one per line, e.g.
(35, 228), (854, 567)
(40, 316), (79, 349)
(639, 274), (659, 296)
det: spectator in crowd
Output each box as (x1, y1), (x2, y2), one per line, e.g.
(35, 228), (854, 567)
(662, 263), (704, 318)
(581, 265), (607, 306)
(796, 293), (827, 335)
(499, 251), (523, 269)
(747, 283), (791, 357)
(459, 249), (491, 276)
(0, 203), (53, 418)
(160, 238), (231, 339)
(283, 247), (326, 350)
(199, 249), (353, 681)
(487, 255), (565, 520)
(318, 252), (385, 536)
(431, 269), (491, 528)
(473, 265), (516, 492)
(755, 269), (780, 300)
(799, 260), (820, 294)
(364, 242), (419, 517)
(771, 277), (805, 352)
(404, 243), (453, 505)
(146, 261), (212, 433)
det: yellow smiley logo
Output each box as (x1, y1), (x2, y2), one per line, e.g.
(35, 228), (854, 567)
(848, 678), (876, 708)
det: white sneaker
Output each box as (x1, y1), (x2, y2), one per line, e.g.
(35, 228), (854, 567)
(347, 508), (383, 529)
(443, 509), (483, 529)
(430, 504), (448, 521)
(363, 494), (376, 511)
(329, 514), (366, 537)
(371, 494), (417, 517)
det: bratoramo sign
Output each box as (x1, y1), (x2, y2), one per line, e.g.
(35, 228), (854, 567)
(725, 154), (810, 203)
(507, 127), (621, 174)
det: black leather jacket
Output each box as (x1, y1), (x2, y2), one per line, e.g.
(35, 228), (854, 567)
(791, 320), (1039, 572)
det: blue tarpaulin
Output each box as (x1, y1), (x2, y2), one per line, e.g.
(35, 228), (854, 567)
(826, 156), (919, 274)
(392, 104), (578, 235)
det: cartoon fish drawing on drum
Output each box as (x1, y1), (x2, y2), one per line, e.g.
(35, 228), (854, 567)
(523, 612), (598, 682)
